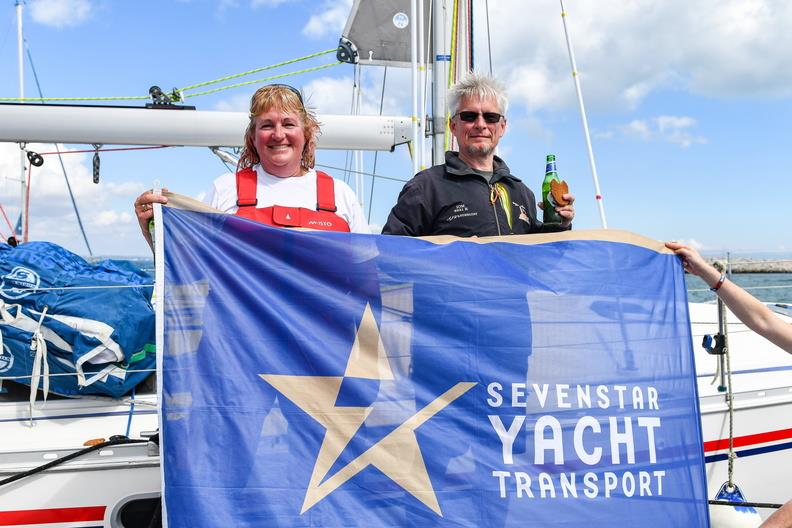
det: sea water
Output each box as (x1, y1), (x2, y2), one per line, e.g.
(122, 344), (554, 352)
(685, 273), (792, 304)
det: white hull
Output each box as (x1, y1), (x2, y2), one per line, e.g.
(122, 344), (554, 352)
(692, 302), (792, 514)
(1, 302), (790, 526)
(0, 394), (160, 527)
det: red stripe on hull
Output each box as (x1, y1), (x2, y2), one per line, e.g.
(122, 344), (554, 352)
(0, 506), (105, 526)
(704, 427), (792, 453)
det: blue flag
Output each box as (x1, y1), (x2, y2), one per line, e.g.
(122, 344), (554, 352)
(160, 206), (709, 527)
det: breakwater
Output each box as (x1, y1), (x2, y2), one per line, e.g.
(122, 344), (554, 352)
(709, 258), (792, 273)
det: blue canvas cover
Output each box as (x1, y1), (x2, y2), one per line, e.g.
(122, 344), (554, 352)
(0, 242), (155, 398)
(160, 206), (709, 527)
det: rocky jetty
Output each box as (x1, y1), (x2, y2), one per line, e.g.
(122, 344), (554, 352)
(709, 258), (792, 273)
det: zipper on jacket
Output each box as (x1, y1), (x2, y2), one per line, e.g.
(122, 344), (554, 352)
(489, 184), (503, 236)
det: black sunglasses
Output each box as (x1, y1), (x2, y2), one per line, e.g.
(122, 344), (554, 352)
(455, 111), (504, 124)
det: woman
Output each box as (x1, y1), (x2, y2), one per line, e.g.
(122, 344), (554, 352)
(134, 84), (368, 247)
(666, 242), (792, 528)
(666, 242), (792, 353)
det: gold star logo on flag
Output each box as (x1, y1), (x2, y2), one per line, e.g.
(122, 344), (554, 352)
(260, 303), (476, 515)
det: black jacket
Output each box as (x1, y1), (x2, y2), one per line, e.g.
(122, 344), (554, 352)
(382, 152), (570, 237)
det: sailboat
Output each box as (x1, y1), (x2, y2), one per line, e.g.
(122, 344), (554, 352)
(1, 1), (792, 527)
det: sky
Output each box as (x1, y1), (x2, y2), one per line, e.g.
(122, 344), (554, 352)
(0, 0), (790, 258)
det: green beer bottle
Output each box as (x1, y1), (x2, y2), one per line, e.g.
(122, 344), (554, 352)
(542, 154), (563, 225)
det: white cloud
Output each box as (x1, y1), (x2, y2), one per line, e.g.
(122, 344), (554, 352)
(302, 0), (352, 38)
(669, 238), (705, 251)
(213, 92), (253, 112)
(656, 116), (696, 133)
(615, 115), (706, 148)
(104, 181), (146, 197)
(624, 120), (653, 141)
(303, 70), (409, 116)
(0, 143), (149, 255)
(485, 0), (792, 113)
(29, 0), (92, 28)
(93, 210), (134, 227)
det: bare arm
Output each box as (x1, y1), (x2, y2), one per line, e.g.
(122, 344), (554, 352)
(761, 499), (792, 528)
(665, 242), (792, 354)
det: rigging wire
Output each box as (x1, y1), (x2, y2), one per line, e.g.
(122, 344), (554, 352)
(24, 39), (93, 256)
(0, 50), (341, 103)
(182, 62), (342, 99)
(36, 145), (170, 156)
(354, 66), (365, 203)
(315, 164), (408, 184)
(343, 64), (362, 185)
(178, 49), (336, 94)
(0, 203), (14, 237)
(367, 67), (389, 224)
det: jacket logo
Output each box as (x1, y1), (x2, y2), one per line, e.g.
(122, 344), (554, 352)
(0, 266), (40, 300)
(308, 220), (333, 227)
(446, 203), (478, 223)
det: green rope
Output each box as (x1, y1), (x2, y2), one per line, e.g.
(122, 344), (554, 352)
(182, 62), (342, 99)
(179, 48), (336, 92)
(0, 48), (340, 103)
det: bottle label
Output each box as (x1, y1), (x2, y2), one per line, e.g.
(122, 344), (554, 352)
(542, 156), (561, 224)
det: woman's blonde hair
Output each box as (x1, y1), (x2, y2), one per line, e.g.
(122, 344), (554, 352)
(238, 85), (321, 171)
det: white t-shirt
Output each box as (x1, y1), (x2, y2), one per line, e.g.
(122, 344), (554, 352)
(204, 165), (370, 234)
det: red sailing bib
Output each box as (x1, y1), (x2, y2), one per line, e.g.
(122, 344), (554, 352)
(234, 168), (351, 232)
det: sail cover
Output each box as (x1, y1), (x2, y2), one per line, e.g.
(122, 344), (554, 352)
(159, 205), (709, 527)
(340, 0), (433, 67)
(0, 242), (155, 398)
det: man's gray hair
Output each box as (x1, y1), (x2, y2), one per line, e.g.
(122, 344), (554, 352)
(447, 72), (509, 116)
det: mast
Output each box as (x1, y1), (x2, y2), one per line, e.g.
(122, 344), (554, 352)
(410, 0), (420, 175)
(16, 0), (26, 241)
(432, 0), (449, 165)
(417, 0), (427, 171)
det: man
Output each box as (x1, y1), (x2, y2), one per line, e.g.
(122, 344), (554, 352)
(382, 72), (575, 237)
(381, 74), (573, 528)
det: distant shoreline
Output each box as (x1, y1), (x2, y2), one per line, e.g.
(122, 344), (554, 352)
(709, 258), (792, 273)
